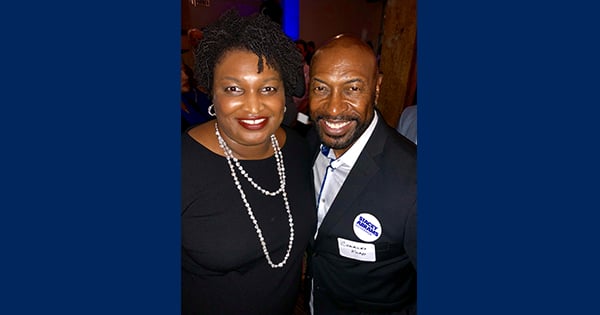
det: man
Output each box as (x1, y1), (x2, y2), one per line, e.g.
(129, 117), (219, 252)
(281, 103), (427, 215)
(307, 34), (417, 315)
(306, 41), (316, 64)
(294, 39), (311, 113)
(396, 104), (417, 145)
(181, 28), (203, 76)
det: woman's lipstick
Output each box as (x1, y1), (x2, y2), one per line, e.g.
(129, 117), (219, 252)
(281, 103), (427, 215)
(238, 117), (269, 130)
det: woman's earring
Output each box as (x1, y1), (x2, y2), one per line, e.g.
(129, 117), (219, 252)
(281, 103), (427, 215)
(284, 105), (287, 113)
(208, 104), (216, 117)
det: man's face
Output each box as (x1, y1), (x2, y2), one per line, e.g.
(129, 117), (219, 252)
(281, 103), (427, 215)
(308, 40), (381, 156)
(189, 30), (203, 48)
(296, 43), (307, 58)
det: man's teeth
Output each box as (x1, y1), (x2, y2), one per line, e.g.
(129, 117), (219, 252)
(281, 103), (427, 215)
(325, 120), (351, 129)
(240, 118), (266, 125)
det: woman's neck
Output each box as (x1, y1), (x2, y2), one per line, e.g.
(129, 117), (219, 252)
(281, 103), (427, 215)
(216, 124), (283, 161)
(222, 137), (274, 160)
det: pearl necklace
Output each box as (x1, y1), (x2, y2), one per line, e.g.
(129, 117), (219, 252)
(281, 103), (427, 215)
(214, 123), (294, 268)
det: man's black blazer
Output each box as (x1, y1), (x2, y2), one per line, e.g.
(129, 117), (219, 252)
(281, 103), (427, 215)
(308, 111), (417, 313)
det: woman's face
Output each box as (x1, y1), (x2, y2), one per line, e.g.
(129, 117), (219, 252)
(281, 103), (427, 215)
(212, 49), (286, 150)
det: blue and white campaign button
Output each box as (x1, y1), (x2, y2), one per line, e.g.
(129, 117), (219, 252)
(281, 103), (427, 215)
(353, 213), (382, 242)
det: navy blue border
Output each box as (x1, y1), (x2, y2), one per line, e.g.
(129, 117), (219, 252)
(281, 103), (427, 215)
(420, 1), (600, 314)
(3, 1), (180, 314)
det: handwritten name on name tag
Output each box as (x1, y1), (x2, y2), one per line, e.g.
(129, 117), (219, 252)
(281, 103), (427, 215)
(337, 237), (376, 262)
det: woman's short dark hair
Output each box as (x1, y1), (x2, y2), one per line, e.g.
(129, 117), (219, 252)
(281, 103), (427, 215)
(194, 10), (304, 98)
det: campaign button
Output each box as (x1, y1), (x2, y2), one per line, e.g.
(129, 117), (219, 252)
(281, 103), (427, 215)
(352, 213), (382, 242)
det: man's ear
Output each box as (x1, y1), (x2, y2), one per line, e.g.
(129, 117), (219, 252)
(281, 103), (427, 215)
(374, 72), (383, 105)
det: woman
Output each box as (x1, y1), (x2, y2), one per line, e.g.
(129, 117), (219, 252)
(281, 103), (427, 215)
(181, 62), (212, 132)
(181, 10), (315, 315)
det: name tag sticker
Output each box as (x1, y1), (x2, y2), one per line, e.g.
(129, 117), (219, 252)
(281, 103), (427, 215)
(337, 237), (376, 262)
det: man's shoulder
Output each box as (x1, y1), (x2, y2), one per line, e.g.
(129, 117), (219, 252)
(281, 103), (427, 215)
(373, 118), (417, 157)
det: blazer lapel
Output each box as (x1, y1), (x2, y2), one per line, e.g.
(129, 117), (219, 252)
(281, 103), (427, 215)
(316, 115), (388, 239)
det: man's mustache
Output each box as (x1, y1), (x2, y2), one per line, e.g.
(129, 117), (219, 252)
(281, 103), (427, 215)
(314, 115), (359, 122)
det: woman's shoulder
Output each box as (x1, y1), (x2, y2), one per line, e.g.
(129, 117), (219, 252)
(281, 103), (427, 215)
(183, 121), (223, 156)
(281, 125), (308, 148)
(280, 125), (314, 165)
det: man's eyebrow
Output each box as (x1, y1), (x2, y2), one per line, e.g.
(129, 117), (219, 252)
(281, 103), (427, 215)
(311, 77), (365, 85)
(345, 78), (365, 85)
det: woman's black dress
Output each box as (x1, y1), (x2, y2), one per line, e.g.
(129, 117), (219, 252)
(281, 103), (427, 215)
(182, 127), (316, 315)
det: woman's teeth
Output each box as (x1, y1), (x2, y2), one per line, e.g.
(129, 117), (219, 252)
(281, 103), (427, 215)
(240, 118), (266, 125)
